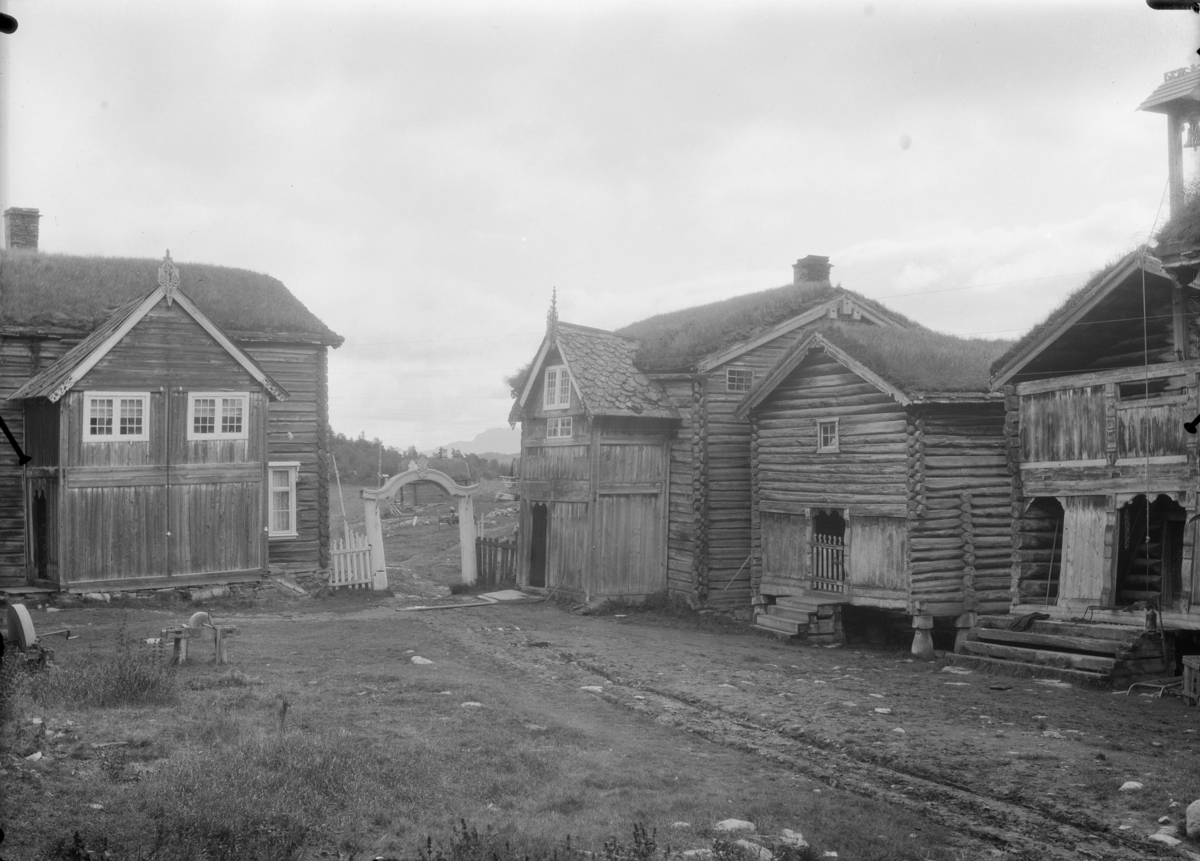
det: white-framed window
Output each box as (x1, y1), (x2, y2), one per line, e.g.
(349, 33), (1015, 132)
(83, 392), (150, 442)
(187, 392), (248, 441)
(726, 367), (754, 392)
(543, 364), (571, 410)
(817, 418), (839, 453)
(268, 461), (299, 539)
(546, 416), (573, 439)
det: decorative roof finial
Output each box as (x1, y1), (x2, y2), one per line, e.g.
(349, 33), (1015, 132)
(546, 287), (559, 338)
(158, 249), (180, 306)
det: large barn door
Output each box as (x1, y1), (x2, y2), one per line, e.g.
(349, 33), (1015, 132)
(165, 388), (267, 579)
(595, 493), (664, 597)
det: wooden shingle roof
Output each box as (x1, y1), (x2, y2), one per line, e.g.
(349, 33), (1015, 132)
(509, 322), (679, 422)
(1139, 66), (1200, 114)
(555, 323), (679, 419)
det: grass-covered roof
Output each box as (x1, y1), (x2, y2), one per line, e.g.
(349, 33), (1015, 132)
(614, 283), (913, 372)
(816, 321), (1013, 395)
(1156, 180), (1200, 249)
(0, 250), (341, 343)
(988, 248), (1146, 378)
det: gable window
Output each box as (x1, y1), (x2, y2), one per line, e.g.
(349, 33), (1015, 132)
(546, 416), (573, 439)
(817, 418), (839, 453)
(726, 367), (754, 392)
(543, 364), (571, 410)
(187, 392), (248, 441)
(269, 461), (299, 538)
(84, 392), (149, 442)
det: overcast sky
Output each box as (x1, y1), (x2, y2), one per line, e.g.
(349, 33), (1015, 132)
(5, 1), (1197, 449)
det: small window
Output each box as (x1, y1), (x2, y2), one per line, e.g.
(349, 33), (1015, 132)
(187, 392), (248, 441)
(84, 392), (150, 442)
(544, 364), (571, 410)
(817, 418), (839, 453)
(269, 461), (299, 538)
(726, 367), (754, 392)
(546, 416), (573, 439)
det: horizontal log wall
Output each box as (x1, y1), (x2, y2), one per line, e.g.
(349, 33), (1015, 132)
(702, 326), (821, 609)
(754, 352), (909, 517)
(909, 404), (1010, 616)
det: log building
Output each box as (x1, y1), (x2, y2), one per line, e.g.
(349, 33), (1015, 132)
(977, 249), (1200, 683)
(0, 210), (342, 593)
(508, 311), (679, 601)
(508, 258), (911, 608)
(735, 324), (1011, 643)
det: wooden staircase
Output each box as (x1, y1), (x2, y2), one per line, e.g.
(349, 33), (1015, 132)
(950, 614), (1174, 688)
(753, 595), (844, 643)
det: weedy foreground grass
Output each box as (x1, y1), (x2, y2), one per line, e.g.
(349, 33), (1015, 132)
(1, 606), (952, 861)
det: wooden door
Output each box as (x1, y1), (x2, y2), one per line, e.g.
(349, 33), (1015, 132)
(1060, 496), (1108, 608)
(529, 502), (548, 588)
(847, 516), (907, 595)
(760, 511), (807, 591)
(595, 493), (664, 597)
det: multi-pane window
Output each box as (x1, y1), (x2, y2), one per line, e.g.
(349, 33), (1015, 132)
(84, 392), (149, 442)
(187, 393), (248, 440)
(269, 461), (299, 538)
(726, 367), (754, 392)
(543, 364), (571, 410)
(817, 418), (839, 453)
(546, 416), (573, 439)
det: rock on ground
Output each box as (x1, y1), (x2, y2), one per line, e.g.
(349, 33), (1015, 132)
(714, 819), (755, 833)
(1118, 781), (1144, 792)
(779, 829), (808, 848)
(1187, 799), (1200, 839)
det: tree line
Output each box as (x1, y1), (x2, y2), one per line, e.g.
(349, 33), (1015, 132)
(330, 431), (513, 484)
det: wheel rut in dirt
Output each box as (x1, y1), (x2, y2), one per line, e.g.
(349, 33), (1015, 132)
(424, 613), (1161, 861)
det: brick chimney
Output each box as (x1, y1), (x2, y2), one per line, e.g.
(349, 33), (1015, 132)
(793, 254), (831, 296)
(4, 207), (40, 251)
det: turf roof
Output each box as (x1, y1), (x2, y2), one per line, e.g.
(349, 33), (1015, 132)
(614, 283), (913, 372)
(988, 248), (1146, 378)
(0, 249), (341, 343)
(813, 321), (1012, 395)
(1155, 180), (1200, 249)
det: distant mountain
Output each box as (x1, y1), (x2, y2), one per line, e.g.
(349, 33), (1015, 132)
(424, 426), (521, 457)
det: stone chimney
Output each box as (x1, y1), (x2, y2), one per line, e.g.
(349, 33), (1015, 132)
(4, 207), (40, 251)
(793, 254), (831, 295)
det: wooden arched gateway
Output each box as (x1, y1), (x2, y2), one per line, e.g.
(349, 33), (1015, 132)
(360, 459), (479, 590)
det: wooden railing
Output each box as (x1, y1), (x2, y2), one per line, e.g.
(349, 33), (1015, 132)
(476, 537), (517, 589)
(810, 533), (846, 594)
(330, 532), (373, 589)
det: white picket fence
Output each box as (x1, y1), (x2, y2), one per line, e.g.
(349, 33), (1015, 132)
(330, 532), (373, 589)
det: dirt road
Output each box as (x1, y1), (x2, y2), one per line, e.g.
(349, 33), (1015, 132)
(380, 598), (1200, 860)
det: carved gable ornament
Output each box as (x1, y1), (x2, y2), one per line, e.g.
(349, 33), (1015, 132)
(158, 250), (181, 306)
